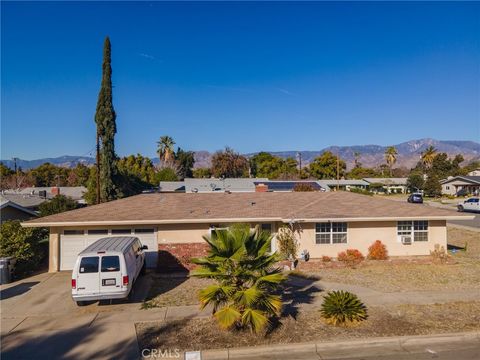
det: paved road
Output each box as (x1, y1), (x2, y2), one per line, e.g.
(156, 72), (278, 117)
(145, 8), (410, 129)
(449, 212), (480, 230)
(246, 347), (480, 360)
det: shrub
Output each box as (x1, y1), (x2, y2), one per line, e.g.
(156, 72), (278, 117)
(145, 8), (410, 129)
(293, 183), (316, 192)
(320, 290), (368, 326)
(367, 240), (388, 260)
(276, 225), (299, 260)
(430, 244), (448, 264)
(337, 249), (364, 267)
(0, 220), (48, 277)
(38, 195), (78, 217)
(349, 187), (373, 196)
(321, 255), (332, 262)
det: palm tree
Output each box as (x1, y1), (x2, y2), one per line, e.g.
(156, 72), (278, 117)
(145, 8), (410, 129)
(353, 151), (361, 168)
(156, 136), (175, 165)
(421, 145), (437, 171)
(384, 146), (398, 177)
(191, 224), (285, 333)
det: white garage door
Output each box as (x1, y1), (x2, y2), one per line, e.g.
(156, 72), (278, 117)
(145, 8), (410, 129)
(60, 228), (158, 271)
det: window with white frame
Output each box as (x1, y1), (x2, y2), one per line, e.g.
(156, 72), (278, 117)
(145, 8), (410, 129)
(397, 221), (428, 242)
(315, 222), (347, 244)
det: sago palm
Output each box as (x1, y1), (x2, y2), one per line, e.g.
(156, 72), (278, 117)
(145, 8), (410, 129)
(191, 224), (285, 333)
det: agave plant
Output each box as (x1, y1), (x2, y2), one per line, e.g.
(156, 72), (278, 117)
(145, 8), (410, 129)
(191, 224), (285, 333)
(320, 290), (368, 326)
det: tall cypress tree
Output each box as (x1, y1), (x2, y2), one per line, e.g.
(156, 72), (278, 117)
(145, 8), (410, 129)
(95, 36), (119, 202)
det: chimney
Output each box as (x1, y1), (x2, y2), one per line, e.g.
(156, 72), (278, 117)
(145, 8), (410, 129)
(51, 187), (60, 196)
(255, 183), (268, 192)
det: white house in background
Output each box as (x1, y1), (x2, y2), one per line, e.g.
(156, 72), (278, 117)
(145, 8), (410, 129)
(363, 178), (409, 194)
(440, 175), (480, 196)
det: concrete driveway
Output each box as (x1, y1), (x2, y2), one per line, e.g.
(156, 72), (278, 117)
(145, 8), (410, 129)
(0, 271), (152, 359)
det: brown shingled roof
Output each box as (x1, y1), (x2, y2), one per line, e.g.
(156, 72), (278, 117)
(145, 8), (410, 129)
(22, 192), (472, 227)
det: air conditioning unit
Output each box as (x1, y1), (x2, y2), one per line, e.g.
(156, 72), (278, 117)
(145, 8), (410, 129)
(401, 235), (412, 245)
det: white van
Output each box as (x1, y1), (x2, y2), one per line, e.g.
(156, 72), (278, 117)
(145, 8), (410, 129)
(71, 236), (148, 306)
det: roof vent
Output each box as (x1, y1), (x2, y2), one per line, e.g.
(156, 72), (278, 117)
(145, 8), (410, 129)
(251, 201), (256, 206)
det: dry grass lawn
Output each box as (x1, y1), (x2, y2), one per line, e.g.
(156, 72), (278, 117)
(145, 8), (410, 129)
(141, 228), (479, 308)
(136, 301), (480, 352)
(316, 227), (480, 292)
(142, 275), (213, 308)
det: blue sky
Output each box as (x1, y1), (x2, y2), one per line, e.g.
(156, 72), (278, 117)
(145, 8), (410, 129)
(1, 1), (479, 160)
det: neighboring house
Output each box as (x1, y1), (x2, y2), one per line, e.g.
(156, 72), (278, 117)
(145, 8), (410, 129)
(184, 178), (269, 193)
(467, 169), (480, 176)
(440, 176), (480, 196)
(317, 179), (369, 192)
(158, 181), (185, 193)
(0, 195), (38, 223)
(363, 178), (409, 194)
(22, 192), (472, 273)
(1, 186), (87, 209)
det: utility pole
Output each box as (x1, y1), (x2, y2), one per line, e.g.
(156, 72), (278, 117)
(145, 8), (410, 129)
(13, 157), (18, 188)
(96, 132), (101, 204)
(297, 152), (302, 178)
(336, 152), (340, 191)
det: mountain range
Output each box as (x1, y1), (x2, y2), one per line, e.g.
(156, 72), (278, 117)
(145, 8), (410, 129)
(2, 139), (479, 171)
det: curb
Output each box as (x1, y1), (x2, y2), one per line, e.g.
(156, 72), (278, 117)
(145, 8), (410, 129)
(195, 331), (480, 360)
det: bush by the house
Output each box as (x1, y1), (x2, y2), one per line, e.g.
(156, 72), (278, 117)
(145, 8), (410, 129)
(0, 220), (48, 277)
(349, 187), (373, 196)
(367, 240), (388, 260)
(430, 244), (449, 264)
(321, 255), (332, 262)
(337, 249), (364, 267)
(191, 224), (285, 333)
(320, 290), (368, 326)
(276, 224), (299, 260)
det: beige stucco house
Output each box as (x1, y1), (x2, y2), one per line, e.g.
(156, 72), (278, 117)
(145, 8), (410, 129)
(22, 192), (472, 272)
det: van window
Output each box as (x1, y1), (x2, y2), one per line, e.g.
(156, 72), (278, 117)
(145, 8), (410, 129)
(101, 256), (120, 272)
(79, 257), (99, 273)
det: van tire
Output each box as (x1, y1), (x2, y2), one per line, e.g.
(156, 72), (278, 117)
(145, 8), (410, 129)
(140, 262), (147, 275)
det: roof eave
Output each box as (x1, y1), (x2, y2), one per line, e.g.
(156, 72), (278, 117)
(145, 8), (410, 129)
(21, 214), (475, 228)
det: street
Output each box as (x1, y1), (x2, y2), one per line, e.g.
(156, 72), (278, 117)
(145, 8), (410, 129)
(449, 212), (480, 230)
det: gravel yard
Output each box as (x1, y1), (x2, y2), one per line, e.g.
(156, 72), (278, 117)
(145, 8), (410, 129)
(136, 301), (480, 352)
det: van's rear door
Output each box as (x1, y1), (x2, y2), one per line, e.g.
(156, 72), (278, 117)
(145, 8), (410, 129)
(99, 255), (122, 293)
(75, 256), (100, 295)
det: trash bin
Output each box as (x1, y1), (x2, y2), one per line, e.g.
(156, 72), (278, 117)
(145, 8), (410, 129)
(0, 257), (15, 285)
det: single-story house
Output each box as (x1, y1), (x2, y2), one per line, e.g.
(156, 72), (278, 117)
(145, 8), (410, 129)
(22, 192), (472, 273)
(1, 186), (88, 208)
(317, 179), (369, 192)
(0, 195), (38, 223)
(440, 176), (480, 196)
(363, 178), (409, 194)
